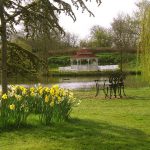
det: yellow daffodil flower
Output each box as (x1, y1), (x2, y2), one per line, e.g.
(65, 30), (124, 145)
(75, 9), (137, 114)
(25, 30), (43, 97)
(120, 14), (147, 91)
(2, 93), (7, 100)
(30, 92), (35, 97)
(57, 96), (62, 104)
(38, 86), (43, 90)
(50, 88), (55, 95)
(39, 89), (43, 95)
(15, 94), (22, 101)
(22, 89), (27, 95)
(9, 104), (15, 110)
(30, 87), (35, 92)
(45, 87), (49, 93)
(52, 84), (59, 90)
(50, 101), (54, 107)
(45, 95), (49, 103)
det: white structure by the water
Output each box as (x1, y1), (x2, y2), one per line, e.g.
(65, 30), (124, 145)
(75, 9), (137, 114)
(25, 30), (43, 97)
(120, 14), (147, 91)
(59, 48), (119, 72)
(70, 49), (99, 71)
(59, 65), (119, 72)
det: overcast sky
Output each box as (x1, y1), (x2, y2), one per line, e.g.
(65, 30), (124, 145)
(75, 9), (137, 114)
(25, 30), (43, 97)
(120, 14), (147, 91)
(59, 0), (138, 39)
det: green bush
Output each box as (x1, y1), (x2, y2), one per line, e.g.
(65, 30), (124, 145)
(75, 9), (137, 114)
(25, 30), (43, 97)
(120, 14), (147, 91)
(97, 52), (136, 65)
(48, 56), (70, 67)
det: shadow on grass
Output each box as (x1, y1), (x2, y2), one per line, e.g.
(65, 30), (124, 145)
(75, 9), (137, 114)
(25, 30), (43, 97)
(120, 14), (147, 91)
(0, 118), (149, 150)
(77, 92), (150, 101)
(125, 96), (150, 101)
(90, 95), (150, 101)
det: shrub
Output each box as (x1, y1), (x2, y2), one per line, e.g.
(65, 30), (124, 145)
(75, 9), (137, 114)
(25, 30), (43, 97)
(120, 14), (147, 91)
(48, 56), (70, 67)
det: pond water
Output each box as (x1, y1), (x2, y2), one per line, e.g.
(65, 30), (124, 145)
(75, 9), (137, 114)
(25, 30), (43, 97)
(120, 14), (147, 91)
(2, 75), (149, 90)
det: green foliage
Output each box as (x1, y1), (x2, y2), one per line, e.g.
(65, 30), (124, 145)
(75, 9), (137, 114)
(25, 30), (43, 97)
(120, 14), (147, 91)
(96, 53), (120, 65)
(79, 26), (112, 48)
(6, 42), (44, 76)
(14, 37), (32, 51)
(97, 52), (136, 65)
(0, 42), (43, 77)
(0, 85), (78, 128)
(48, 56), (70, 67)
(111, 13), (139, 49)
(139, 1), (150, 82)
(89, 26), (112, 47)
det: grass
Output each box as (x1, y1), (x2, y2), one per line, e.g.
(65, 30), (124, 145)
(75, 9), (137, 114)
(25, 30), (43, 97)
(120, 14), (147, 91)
(0, 87), (150, 150)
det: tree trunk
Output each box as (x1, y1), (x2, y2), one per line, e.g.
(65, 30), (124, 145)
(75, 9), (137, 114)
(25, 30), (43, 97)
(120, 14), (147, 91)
(120, 47), (123, 72)
(0, 0), (8, 94)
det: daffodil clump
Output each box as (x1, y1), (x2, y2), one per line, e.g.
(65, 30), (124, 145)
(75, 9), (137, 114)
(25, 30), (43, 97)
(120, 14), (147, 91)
(0, 85), (78, 127)
(0, 85), (31, 127)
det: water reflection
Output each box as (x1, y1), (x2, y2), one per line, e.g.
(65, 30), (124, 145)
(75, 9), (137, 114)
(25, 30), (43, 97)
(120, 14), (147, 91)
(58, 75), (148, 89)
(0, 75), (149, 90)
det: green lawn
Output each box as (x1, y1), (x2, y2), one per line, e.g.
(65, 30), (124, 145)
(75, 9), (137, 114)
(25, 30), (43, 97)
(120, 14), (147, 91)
(0, 87), (150, 150)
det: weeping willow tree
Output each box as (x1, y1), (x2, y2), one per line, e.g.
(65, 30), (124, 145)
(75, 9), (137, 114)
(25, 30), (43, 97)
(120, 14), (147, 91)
(139, 1), (150, 82)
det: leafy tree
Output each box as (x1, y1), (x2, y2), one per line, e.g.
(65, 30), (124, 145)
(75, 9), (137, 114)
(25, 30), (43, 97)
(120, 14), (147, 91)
(0, 0), (102, 93)
(79, 39), (89, 48)
(111, 13), (139, 72)
(111, 13), (139, 49)
(88, 25), (112, 48)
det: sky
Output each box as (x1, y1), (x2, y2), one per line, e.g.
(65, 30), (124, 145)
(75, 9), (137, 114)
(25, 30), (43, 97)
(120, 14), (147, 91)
(59, 0), (138, 39)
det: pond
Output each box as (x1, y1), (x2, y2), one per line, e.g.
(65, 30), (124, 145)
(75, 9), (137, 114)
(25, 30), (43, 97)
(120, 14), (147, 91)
(1, 75), (149, 90)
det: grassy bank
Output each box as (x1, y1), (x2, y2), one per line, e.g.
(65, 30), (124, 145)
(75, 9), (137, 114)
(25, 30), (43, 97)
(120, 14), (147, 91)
(50, 70), (141, 77)
(0, 87), (150, 150)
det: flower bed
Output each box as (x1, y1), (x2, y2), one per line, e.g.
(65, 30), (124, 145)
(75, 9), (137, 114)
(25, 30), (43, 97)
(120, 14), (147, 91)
(0, 85), (79, 128)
